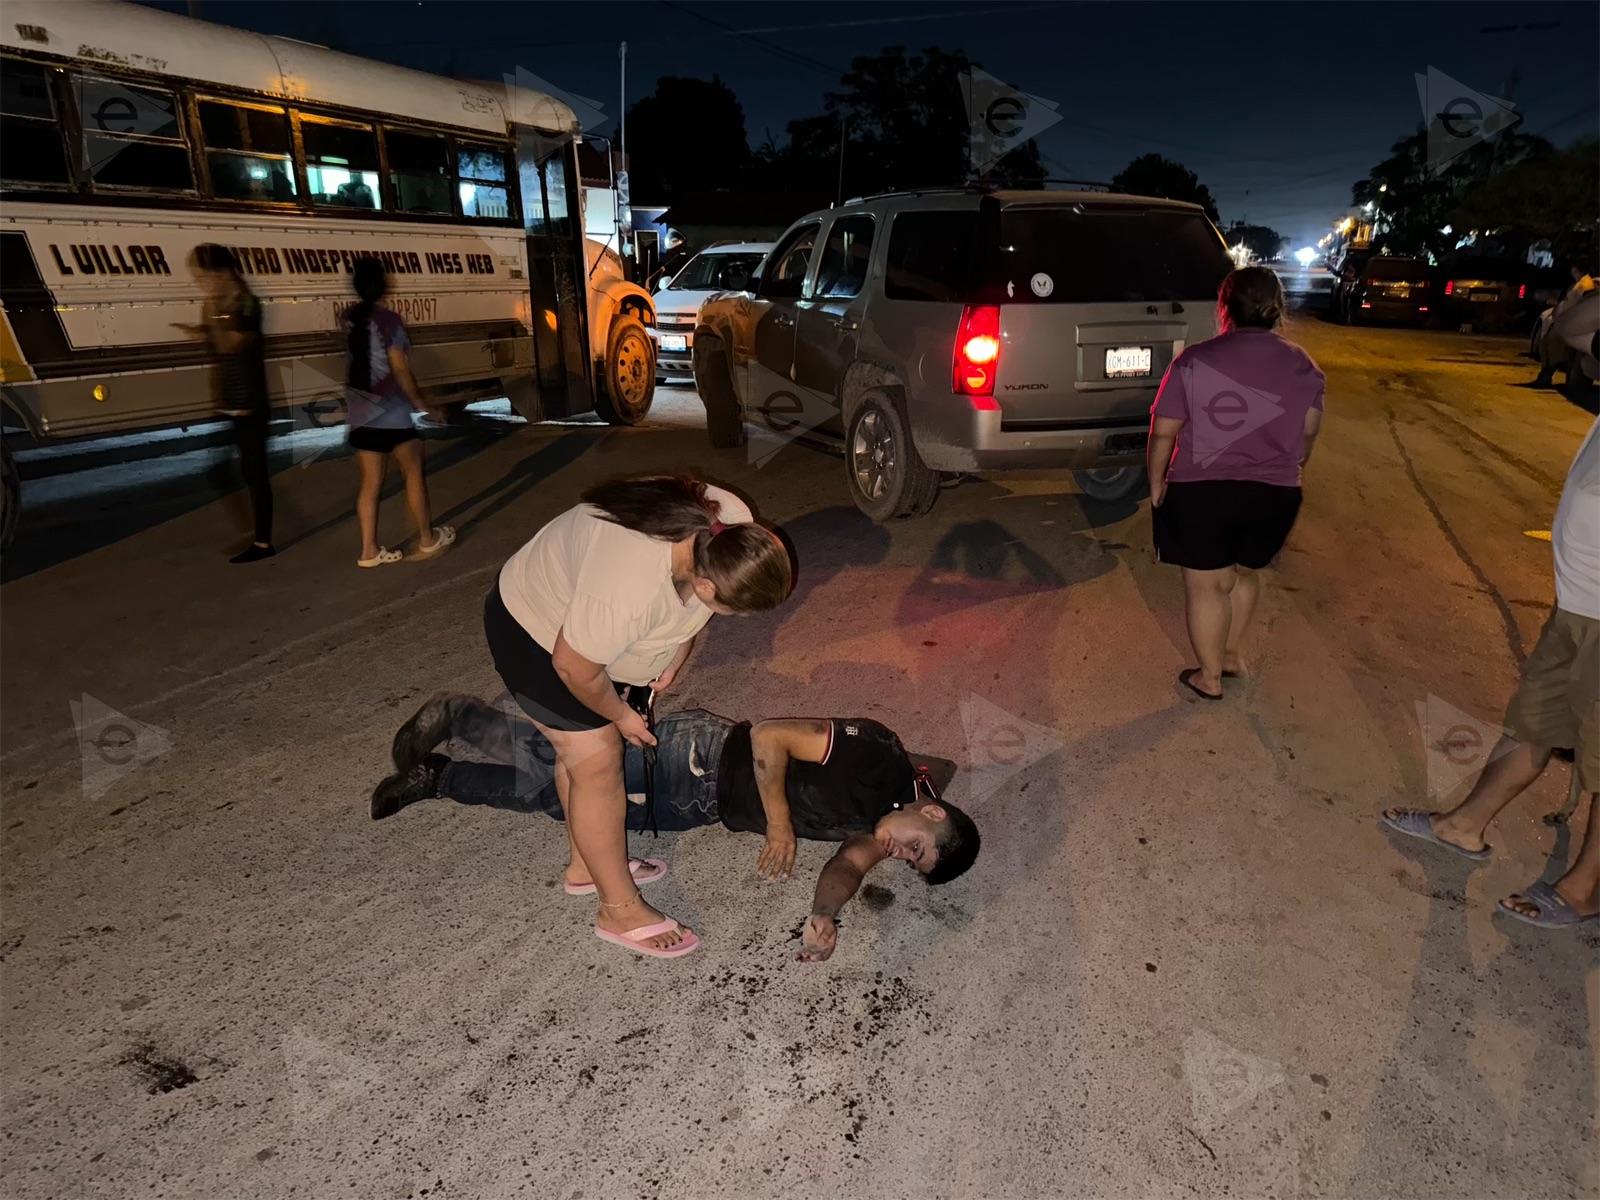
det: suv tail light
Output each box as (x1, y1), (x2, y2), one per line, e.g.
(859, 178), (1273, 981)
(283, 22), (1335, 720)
(1444, 280), (1455, 295)
(954, 305), (1001, 395)
(1518, 283), (1527, 299)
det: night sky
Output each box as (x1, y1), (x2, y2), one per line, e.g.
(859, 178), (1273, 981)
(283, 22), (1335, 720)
(142, 0), (1597, 249)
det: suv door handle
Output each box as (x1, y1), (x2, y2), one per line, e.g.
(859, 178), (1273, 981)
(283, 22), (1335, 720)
(828, 316), (859, 331)
(773, 312), (794, 327)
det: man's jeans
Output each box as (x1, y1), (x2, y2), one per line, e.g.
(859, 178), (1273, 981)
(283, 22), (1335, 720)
(436, 697), (732, 833)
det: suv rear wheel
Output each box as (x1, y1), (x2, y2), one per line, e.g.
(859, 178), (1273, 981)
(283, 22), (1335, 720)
(693, 334), (746, 448)
(846, 392), (938, 521)
(1073, 465), (1145, 503)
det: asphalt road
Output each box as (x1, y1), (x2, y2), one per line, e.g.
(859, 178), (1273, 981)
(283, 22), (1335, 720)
(2, 290), (1596, 1200)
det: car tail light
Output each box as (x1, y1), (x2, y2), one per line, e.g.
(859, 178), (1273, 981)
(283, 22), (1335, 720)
(1518, 283), (1527, 299)
(1361, 301), (1372, 308)
(953, 305), (1001, 395)
(1419, 306), (1429, 312)
(1444, 280), (1454, 296)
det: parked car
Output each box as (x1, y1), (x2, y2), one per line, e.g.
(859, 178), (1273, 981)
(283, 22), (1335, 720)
(693, 187), (1234, 519)
(1432, 255), (1525, 332)
(648, 242), (772, 386)
(1329, 254), (1432, 325)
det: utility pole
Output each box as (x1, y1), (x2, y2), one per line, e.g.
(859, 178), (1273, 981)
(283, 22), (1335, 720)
(836, 119), (847, 206)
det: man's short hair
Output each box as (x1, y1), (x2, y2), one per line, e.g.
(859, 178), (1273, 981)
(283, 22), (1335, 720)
(926, 800), (980, 885)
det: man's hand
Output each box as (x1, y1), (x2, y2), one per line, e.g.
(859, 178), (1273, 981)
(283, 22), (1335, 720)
(1149, 475), (1167, 508)
(757, 823), (796, 881)
(797, 915), (837, 962)
(614, 707), (657, 748)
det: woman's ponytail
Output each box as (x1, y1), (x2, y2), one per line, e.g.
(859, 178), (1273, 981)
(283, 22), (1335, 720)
(347, 258), (389, 392)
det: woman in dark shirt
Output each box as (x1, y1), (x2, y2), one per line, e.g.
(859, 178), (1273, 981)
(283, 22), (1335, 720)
(186, 244), (275, 563)
(1147, 267), (1325, 698)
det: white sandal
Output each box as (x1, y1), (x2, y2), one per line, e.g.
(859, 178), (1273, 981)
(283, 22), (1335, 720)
(411, 525), (456, 558)
(358, 547), (403, 568)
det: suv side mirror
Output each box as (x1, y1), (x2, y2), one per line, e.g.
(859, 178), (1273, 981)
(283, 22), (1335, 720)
(655, 274), (673, 292)
(745, 268), (761, 292)
(725, 268), (750, 291)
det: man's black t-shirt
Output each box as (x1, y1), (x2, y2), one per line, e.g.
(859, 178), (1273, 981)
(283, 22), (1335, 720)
(215, 290), (268, 416)
(716, 718), (917, 841)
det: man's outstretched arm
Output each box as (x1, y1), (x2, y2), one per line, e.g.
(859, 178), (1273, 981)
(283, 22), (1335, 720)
(799, 834), (887, 962)
(749, 719), (831, 881)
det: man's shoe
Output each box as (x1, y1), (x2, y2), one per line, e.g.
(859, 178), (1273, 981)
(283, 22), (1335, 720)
(392, 694), (461, 773)
(1533, 367), (1556, 387)
(370, 754), (447, 820)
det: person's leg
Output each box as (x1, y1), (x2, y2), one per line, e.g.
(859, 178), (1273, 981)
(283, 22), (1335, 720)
(1502, 790), (1600, 920)
(541, 721), (689, 950)
(1426, 737), (1554, 851)
(355, 449), (386, 560)
(391, 439), (436, 548)
(1182, 566), (1236, 696)
(1223, 566), (1260, 675)
(230, 414), (275, 554)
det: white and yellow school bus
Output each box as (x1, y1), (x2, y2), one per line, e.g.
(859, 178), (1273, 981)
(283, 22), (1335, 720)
(0, 0), (658, 539)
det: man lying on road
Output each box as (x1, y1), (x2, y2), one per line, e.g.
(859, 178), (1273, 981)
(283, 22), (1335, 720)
(369, 696), (982, 960)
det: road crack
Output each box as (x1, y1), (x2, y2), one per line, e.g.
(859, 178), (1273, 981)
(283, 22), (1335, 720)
(1387, 412), (1525, 666)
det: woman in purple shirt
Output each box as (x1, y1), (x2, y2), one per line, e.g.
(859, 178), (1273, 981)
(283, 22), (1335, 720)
(1147, 267), (1325, 699)
(344, 258), (454, 568)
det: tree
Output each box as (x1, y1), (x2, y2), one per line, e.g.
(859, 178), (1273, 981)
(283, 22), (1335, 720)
(1225, 222), (1286, 262)
(1350, 127), (1554, 260)
(623, 76), (750, 203)
(1452, 139), (1599, 269)
(1109, 155), (1219, 223)
(743, 46), (1045, 197)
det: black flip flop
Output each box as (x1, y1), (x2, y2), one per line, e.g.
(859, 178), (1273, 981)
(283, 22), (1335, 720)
(1179, 669), (1224, 701)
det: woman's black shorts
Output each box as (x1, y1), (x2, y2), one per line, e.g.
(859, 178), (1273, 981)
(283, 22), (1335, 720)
(483, 584), (626, 732)
(348, 425), (419, 453)
(1154, 480), (1303, 571)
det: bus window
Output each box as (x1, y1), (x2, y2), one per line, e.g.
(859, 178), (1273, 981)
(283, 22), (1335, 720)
(0, 58), (69, 185)
(74, 74), (192, 191)
(302, 116), (382, 210)
(386, 128), (451, 215)
(458, 145), (510, 220)
(199, 99), (295, 202)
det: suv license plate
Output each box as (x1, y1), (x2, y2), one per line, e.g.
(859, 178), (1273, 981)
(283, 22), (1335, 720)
(1105, 346), (1152, 378)
(659, 334), (688, 352)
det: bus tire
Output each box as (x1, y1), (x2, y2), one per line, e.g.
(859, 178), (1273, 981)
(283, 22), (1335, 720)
(596, 314), (655, 425)
(1, 441), (18, 550)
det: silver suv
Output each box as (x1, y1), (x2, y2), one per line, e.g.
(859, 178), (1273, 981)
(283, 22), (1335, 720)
(693, 188), (1233, 519)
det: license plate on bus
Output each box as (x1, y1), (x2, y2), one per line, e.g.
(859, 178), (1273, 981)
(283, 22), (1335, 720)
(659, 334), (688, 352)
(1105, 346), (1152, 378)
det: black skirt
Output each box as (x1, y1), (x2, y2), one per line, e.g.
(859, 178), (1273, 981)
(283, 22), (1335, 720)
(1154, 479), (1302, 570)
(348, 425), (419, 453)
(483, 584), (626, 732)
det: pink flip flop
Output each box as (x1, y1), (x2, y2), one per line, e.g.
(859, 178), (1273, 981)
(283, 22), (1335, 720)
(563, 858), (668, 896)
(595, 919), (700, 959)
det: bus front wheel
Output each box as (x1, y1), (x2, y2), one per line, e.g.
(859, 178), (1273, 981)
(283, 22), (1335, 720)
(596, 314), (656, 426)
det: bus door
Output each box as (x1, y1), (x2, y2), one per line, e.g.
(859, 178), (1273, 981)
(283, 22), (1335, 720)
(514, 127), (592, 419)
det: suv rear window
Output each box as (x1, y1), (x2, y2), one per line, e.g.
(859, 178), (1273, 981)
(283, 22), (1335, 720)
(1365, 258), (1427, 280)
(985, 204), (1231, 303)
(885, 211), (978, 302)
